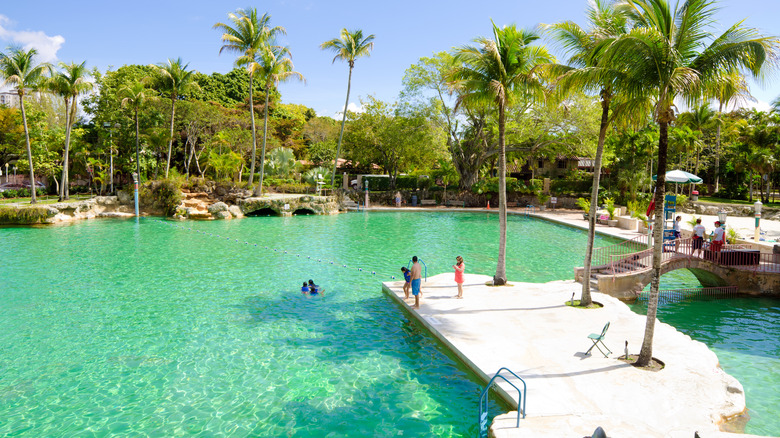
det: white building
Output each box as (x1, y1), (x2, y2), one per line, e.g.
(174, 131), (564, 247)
(0, 91), (19, 107)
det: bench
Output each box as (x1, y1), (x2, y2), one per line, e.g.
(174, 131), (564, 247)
(446, 200), (466, 208)
(506, 201), (519, 208)
(420, 199), (437, 206)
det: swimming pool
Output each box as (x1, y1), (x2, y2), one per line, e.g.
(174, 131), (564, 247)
(0, 211), (621, 436)
(633, 270), (780, 436)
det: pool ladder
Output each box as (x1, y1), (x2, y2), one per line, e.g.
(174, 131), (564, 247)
(524, 205), (535, 216)
(406, 258), (427, 281)
(478, 367), (526, 438)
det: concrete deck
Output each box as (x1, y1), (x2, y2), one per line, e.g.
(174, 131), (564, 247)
(382, 274), (756, 438)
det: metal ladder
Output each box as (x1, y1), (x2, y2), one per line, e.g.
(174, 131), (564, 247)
(406, 258), (428, 281)
(478, 367), (527, 438)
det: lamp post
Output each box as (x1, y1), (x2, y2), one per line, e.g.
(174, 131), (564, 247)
(754, 200), (762, 242)
(717, 209), (727, 229)
(364, 179), (369, 209)
(4, 163), (7, 183)
(132, 172), (139, 217)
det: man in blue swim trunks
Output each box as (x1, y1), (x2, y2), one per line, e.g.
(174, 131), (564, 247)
(410, 256), (422, 309)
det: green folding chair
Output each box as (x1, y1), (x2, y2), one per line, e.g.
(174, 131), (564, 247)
(586, 322), (611, 357)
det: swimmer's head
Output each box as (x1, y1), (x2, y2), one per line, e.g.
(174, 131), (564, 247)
(303, 282), (308, 287)
(401, 267), (407, 272)
(308, 279), (314, 285)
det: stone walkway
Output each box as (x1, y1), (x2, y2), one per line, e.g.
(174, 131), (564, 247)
(369, 205), (776, 437)
(383, 274), (758, 438)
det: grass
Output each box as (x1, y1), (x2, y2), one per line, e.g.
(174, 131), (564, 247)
(0, 195), (93, 205)
(565, 300), (603, 309)
(698, 196), (780, 207)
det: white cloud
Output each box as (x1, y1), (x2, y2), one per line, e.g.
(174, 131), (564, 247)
(0, 14), (65, 63)
(738, 99), (772, 113)
(333, 102), (364, 118)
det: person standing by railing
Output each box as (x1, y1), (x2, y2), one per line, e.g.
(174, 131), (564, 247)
(692, 218), (706, 257)
(711, 221), (725, 253)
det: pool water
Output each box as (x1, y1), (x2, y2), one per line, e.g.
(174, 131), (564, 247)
(0, 211), (621, 436)
(632, 270), (780, 436)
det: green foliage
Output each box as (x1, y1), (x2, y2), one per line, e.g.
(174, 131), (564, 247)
(604, 197), (616, 220)
(726, 227), (739, 244)
(472, 177), (521, 194)
(576, 197), (591, 212)
(207, 149), (243, 181)
(626, 200), (641, 216)
(676, 194), (688, 208)
(0, 206), (50, 224)
(307, 141), (336, 167)
(303, 166), (331, 185)
(263, 147), (298, 178)
(138, 178), (182, 216)
(550, 179), (593, 194)
(687, 215), (700, 228)
(537, 192), (551, 205)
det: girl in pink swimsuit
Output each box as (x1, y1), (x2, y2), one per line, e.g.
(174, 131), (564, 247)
(453, 256), (465, 299)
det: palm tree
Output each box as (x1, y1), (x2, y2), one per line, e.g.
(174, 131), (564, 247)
(149, 58), (200, 178)
(119, 82), (150, 182)
(547, 0), (644, 306)
(321, 28), (375, 189)
(214, 8), (284, 188)
(47, 61), (93, 200)
(606, 0), (778, 367)
(450, 22), (553, 285)
(254, 44), (304, 196)
(0, 47), (48, 204)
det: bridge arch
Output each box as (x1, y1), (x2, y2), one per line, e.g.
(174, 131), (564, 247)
(245, 207), (281, 217)
(292, 208), (316, 216)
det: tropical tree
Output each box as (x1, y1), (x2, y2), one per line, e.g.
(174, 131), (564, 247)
(214, 8), (284, 187)
(119, 82), (150, 181)
(449, 22), (554, 285)
(547, 0), (639, 306)
(320, 28), (375, 188)
(149, 58), (200, 178)
(47, 61), (93, 200)
(0, 47), (48, 203)
(606, 0), (778, 367)
(254, 44), (304, 196)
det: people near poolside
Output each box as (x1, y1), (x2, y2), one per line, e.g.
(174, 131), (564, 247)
(453, 256), (465, 299)
(692, 218), (706, 257)
(673, 215), (682, 239)
(410, 256), (422, 309)
(401, 266), (411, 299)
(711, 221), (725, 252)
(395, 192), (402, 207)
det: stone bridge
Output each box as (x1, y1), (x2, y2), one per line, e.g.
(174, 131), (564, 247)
(238, 194), (339, 217)
(576, 247), (780, 300)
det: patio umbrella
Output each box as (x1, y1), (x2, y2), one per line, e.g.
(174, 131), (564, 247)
(652, 169), (703, 184)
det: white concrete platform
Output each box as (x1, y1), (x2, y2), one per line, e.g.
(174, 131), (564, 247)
(382, 273), (754, 438)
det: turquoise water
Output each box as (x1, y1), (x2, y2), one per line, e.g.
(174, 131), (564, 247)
(0, 212), (621, 436)
(632, 270), (780, 436)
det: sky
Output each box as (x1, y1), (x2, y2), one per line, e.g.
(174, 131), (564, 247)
(2, 0), (780, 118)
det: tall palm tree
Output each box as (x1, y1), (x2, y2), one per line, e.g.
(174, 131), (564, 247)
(149, 58), (200, 178)
(47, 61), (93, 200)
(214, 8), (284, 188)
(547, 0), (645, 306)
(119, 82), (150, 182)
(450, 22), (553, 285)
(254, 44), (304, 196)
(607, 0), (778, 367)
(0, 47), (48, 204)
(321, 28), (375, 188)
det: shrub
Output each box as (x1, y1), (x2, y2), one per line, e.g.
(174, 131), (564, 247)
(675, 194), (688, 208)
(472, 177), (520, 194)
(139, 179), (182, 216)
(0, 206), (51, 224)
(576, 197), (591, 212)
(551, 179), (593, 194)
(604, 197), (616, 220)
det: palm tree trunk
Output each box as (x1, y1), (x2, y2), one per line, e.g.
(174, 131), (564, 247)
(59, 97), (72, 201)
(19, 94), (36, 204)
(637, 119), (669, 367)
(255, 86), (271, 197)
(581, 93), (611, 306)
(165, 95), (176, 178)
(493, 101), (508, 286)
(135, 107), (141, 179)
(248, 73), (257, 186)
(331, 65), (353, 189)
(715, 102), (723, 193)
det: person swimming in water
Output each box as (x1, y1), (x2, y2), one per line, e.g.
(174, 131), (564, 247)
(301, 282), (310, 295)
(308, 279), (325, 296)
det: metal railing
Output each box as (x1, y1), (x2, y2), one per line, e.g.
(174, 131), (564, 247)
(406, 258), (427, 281)
(636, 286), (740, 304)
(478, 367), (527, 438)
(603, 237), (780, 277)
(524, 205), (535, 216)
(590, 234), (652, 268)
